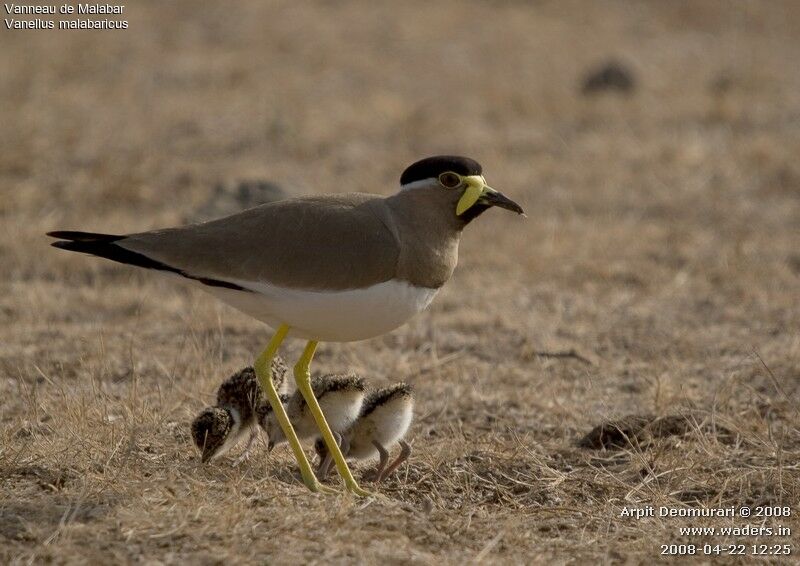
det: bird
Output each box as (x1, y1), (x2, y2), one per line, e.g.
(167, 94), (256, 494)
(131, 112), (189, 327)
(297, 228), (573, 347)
(192, 369), (364, 471)
(191, 358), (288, 464)
(315, 382), (414, 482)
(258, 374), (366, 455)
(47, 155), (524, 495)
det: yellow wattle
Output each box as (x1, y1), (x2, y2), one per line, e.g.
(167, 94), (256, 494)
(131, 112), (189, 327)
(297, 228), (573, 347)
(456, 184), (483, 215)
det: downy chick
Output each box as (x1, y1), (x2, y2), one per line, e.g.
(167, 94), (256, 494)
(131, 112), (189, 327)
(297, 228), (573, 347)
(191, 357), (288, 463)
(258, 374), (365, 452)
(316, 383), (413, 482)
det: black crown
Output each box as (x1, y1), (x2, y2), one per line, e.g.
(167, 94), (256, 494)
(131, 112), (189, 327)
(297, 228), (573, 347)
(400, 155), (482, 186)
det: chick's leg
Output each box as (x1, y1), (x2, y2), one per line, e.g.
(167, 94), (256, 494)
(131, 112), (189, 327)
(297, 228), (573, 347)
(371, 440), (390, 482)
(377, 440), (412, 482)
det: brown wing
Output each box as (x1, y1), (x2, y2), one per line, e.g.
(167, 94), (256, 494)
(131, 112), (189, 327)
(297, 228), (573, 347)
(119, 193), (400, 291)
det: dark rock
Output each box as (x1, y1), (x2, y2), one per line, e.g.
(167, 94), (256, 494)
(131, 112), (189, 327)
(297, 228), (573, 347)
(581, 60), (636, 95)
(578, 414), (652, 449)
(578, 413), (735, 450)
(187, 180), (288, 223)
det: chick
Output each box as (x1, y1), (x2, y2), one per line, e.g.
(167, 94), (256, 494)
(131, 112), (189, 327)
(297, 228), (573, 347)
(191, 357), (288, 463)
(258, 374), (366, 452)
(316, 383), (413, 482)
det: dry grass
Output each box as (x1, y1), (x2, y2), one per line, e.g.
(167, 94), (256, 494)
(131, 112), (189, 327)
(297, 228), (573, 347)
(2, 0), (800, 563)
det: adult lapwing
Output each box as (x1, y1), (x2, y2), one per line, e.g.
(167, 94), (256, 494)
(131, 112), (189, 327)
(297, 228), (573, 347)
(48, 155), (524, 495)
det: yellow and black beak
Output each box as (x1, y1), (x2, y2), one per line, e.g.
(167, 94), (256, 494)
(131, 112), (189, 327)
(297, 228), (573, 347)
(457, 175), (525, 216)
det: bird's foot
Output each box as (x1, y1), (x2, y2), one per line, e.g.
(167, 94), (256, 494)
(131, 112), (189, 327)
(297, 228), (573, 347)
(313, 482), (340, 495)
(344, 480), (375, 497)
(299, 470), (339, 494)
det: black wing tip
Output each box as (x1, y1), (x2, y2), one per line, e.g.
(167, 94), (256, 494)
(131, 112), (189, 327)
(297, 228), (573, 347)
(47, 230), (125, 242)
(48, 231), (168, 272)
(48, 237), (138, 267)
(50, 240), (79, 251)
(47, 230), (249, 292)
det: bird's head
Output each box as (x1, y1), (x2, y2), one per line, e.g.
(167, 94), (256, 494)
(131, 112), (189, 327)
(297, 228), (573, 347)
(399, 155), (525, 223)
(191, 407), (235, 463)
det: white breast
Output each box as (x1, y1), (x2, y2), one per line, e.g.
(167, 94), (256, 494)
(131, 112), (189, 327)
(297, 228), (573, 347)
(270, 389), (366, 443)
(206, 279), (438, 342)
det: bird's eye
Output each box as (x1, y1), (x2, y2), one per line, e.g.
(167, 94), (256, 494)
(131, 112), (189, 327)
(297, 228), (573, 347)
(438, 172), (461, 188)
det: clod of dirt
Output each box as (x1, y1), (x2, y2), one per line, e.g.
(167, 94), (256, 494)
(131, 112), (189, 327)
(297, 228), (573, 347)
(578, 413), (734, 450)
(579, 414), (653, 449)
(0, 500), (110, 541)
(709, 72), (736, 95)
(2, 464), (75, 492)
(187, 180), (288, 222)
(580, 60), (636, 95)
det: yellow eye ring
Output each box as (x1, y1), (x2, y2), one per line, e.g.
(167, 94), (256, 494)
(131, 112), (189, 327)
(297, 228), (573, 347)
(438, 172), (462, 188)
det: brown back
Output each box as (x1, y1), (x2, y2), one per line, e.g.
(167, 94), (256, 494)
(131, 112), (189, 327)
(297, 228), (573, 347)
(121, 194), (401, 291)
(121, 187), (466, 291)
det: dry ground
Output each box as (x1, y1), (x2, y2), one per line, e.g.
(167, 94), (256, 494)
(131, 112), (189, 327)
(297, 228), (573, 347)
(2, 1), (800, 563)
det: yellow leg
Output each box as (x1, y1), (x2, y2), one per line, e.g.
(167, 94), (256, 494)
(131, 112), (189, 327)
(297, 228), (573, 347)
(293, 341), (373, 497)
(254, 325), (335, 494)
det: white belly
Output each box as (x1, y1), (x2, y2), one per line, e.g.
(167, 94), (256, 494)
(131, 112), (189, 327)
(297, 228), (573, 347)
(206, 279), (438, 342)
(347, 399), (413, 460)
